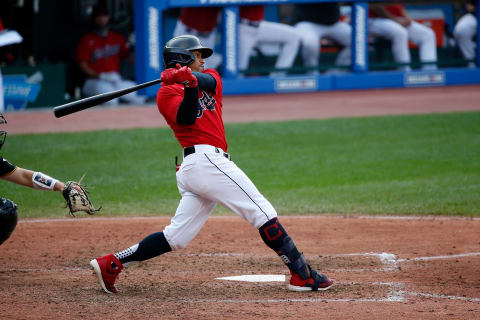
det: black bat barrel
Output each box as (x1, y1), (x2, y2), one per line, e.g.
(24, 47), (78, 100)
(53, 78), (162, 118)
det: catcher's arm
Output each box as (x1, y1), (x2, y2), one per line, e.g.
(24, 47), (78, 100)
(2, 167), (98, 217)
(2, 167), (64, 191)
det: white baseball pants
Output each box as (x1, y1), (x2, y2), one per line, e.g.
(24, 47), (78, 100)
(238, 20), (300, 76)
(295, 21), (352, 70)
(369, 18), (437, 70)
(454, 13), (477, 68)
(163, 145), (278, 250)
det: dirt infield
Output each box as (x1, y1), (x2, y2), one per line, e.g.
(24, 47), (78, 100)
(1, 216), (479, 319)
(1, 85), (480, 319)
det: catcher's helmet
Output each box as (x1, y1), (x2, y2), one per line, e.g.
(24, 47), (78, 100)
(0, 198), (18, 246)
(163, 35), (213, 68)
(0, 112), (6, 151)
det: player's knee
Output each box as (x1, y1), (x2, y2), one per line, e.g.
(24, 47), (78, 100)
(162, 234), (189, 251)
(420, 29), (436, 44)
(394, 28), (409, 42)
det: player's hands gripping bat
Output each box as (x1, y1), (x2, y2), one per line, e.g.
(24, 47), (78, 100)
(62, 178), (99, 217)
(161, 63), (198, 88)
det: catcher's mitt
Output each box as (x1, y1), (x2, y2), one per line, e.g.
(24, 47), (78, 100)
(62, 181), (98, 217)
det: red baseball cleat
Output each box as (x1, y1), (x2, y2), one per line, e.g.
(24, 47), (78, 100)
(90, 254), (123, 294)
(288, 267), (334, 292)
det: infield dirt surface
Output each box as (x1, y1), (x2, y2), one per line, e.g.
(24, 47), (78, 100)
(1, 86), (480, 319)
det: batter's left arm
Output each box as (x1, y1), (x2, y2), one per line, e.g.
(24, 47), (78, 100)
(193, 72), (217, 92)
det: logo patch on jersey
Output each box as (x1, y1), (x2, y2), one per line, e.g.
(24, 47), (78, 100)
(196, 92), (216, 118)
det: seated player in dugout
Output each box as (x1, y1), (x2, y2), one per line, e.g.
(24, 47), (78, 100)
(369, 2), (437, 71)
(75, 3), (146, 105)
(89, 35), (334, 294)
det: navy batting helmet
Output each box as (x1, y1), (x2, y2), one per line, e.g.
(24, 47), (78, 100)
(163, 35), (213, 68)
(0, 198), (18, 246)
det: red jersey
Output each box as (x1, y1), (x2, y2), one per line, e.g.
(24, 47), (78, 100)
(180, 7), (221, 33)
(156, 69), (227, 151)
(76, 30), (129, 74)
(240, 5), (265, 22)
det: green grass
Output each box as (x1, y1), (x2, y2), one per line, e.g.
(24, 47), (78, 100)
(1, 111), (479, 218)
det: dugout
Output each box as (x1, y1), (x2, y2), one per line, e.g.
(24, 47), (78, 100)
(135, 0), (480, 96)
(0, 0), (479, 109)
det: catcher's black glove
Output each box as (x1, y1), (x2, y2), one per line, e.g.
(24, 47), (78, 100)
(62, 181), (99, 217)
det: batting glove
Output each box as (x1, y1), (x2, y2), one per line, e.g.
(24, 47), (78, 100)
(161, 64), (197, 88)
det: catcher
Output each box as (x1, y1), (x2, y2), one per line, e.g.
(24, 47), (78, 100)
(0, 112), (97, 246)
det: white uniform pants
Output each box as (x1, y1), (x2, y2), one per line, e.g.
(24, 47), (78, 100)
(238, 20), (300, 76)
(173, 21), (222, 70)
(295, 21), (352, 70)
(369, 18), (437, 70)
(454, 13), (477, 68)
(163, 145), (278, 250)
(82, 72), (146, 106)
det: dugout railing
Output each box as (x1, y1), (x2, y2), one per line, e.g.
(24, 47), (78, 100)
(134, 0), (480, 96)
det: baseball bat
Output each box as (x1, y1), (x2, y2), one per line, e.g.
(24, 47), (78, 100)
(53, 78), (162, 118)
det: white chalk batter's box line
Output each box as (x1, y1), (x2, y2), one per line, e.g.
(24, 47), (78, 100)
(214, 251), (480, 303)
(173, 251), (480, 272)
(2, 251), (479, 303)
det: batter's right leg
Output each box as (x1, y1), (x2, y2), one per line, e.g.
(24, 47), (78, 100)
(163, 192), (217, 250)
(90, 192), (216, 293)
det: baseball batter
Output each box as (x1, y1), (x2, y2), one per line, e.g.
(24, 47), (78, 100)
(90, 35), (334, 294)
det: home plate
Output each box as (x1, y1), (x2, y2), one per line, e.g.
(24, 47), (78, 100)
(216, 275), (286, 282)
